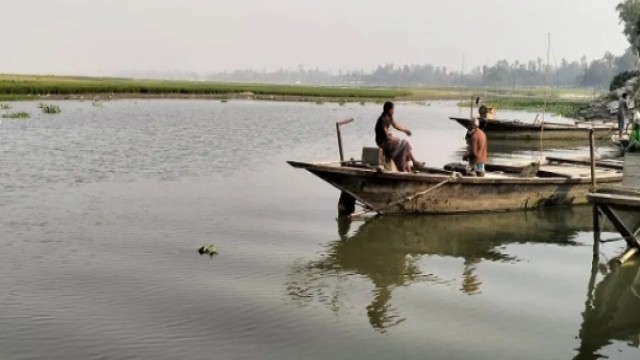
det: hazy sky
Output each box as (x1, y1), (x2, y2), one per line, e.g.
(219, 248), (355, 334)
(2, 0), (630, 76)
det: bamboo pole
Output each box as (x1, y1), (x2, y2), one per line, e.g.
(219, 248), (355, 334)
(336, 118), (354, 162)
(615, 247), (639, 265)
(589, 129), (597, 191)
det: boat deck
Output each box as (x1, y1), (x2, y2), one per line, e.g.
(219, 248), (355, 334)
(307, 160), (623, 181)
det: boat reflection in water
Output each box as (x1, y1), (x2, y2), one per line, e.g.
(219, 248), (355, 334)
(287, 207), (595, 333)
(574, 259), (640, 360)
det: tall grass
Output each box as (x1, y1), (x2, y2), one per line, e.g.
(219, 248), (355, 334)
(0, 74), (409, 99)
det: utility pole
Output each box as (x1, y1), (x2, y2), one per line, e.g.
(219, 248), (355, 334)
(460, 52), (466, 87)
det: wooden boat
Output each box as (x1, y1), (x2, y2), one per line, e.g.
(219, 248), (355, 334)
(288, 158), (623, 215)
(450, 117), (617, 141)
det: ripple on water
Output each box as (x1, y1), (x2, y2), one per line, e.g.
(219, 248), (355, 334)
(1, 100), (637, 360)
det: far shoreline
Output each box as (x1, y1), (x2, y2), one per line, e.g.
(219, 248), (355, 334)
(0, 73), (600, 117)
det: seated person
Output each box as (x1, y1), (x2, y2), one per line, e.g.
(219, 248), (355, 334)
(477, 105), (488, 130)
(464, 105), (488, 143)
(628, 122), (640, 153)
(375, 101), (424, 172)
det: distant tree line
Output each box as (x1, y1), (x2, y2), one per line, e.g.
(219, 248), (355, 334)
(205, 49), (637, 89)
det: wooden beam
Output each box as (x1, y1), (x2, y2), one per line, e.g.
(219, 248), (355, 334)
(546, 157), (623, 170)
(598, 205), (640, 248)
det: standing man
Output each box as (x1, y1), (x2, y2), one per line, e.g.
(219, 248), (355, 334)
(619, 93), (629, 136)
(463, 118), (487, 177)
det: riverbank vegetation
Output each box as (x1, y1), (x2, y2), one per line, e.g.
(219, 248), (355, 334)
(0, 74), (596, 116)
(0, 74), (410, 100)
(2, 111), (30, 119)
(38, 103), (61, 114)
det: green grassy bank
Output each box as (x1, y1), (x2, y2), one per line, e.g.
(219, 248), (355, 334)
(0, 74), (595, 117)
(0, 74), (409, 100)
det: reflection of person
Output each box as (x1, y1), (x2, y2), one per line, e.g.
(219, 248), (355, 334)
(618, 93), (629, 136)
(463, 118), (487, 177)
(628, 122), (640, 153)
(375, 101), (424, 172)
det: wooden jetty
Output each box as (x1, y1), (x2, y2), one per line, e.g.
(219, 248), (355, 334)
(450, 117), (616, 141)
(589, 153), (640, 263)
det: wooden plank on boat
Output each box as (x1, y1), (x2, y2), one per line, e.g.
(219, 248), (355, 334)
(546, 156), (624, 170)
(444, 161), (532, 174)
(589, 193), (640, 207)
(538, 165), (620, 179)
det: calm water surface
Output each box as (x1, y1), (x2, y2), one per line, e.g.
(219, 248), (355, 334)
(1, 100), (638, 360)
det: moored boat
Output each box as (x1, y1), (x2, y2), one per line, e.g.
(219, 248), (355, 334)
(289, 158), (623, 215)
(450, 117), (617, 141)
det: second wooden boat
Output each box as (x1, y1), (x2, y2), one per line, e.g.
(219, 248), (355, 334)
(450, 117), (617, 141)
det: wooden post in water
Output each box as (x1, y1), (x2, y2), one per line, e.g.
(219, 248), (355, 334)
(589, 129), (597, 191)
(592, 205), (600, 260)
(589, 129), (600, 259)
(336, 118), (356, 217)
(336, 118), (354, 162)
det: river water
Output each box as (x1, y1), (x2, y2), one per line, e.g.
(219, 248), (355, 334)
(1, 100), (638, 360)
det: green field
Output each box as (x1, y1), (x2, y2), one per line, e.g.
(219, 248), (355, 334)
(0, 74), (597, 116)
(0, 74), (409, 100)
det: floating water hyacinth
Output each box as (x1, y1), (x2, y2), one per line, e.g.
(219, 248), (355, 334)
(40, 103), (61, 114)
(2, 111), (30, 119)
(0, 103), (11, 110)
(198, 243), (218, 256)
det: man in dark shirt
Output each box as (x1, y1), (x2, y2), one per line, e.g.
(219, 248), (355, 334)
(619, 93), (629, 136)
(375, 101), (424, 172)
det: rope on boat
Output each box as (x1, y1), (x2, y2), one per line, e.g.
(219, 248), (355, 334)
(383, 176), (455, 210)
(349, 174), (460, 220)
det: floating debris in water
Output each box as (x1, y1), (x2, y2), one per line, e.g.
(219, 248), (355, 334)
(2, 111), (30, 119)
(198, 243), (218, 256)
(0, 103), (12, 110)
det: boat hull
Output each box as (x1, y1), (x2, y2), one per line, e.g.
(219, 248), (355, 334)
(450, 117), (616, 140)
(291, 162), (622, 214)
